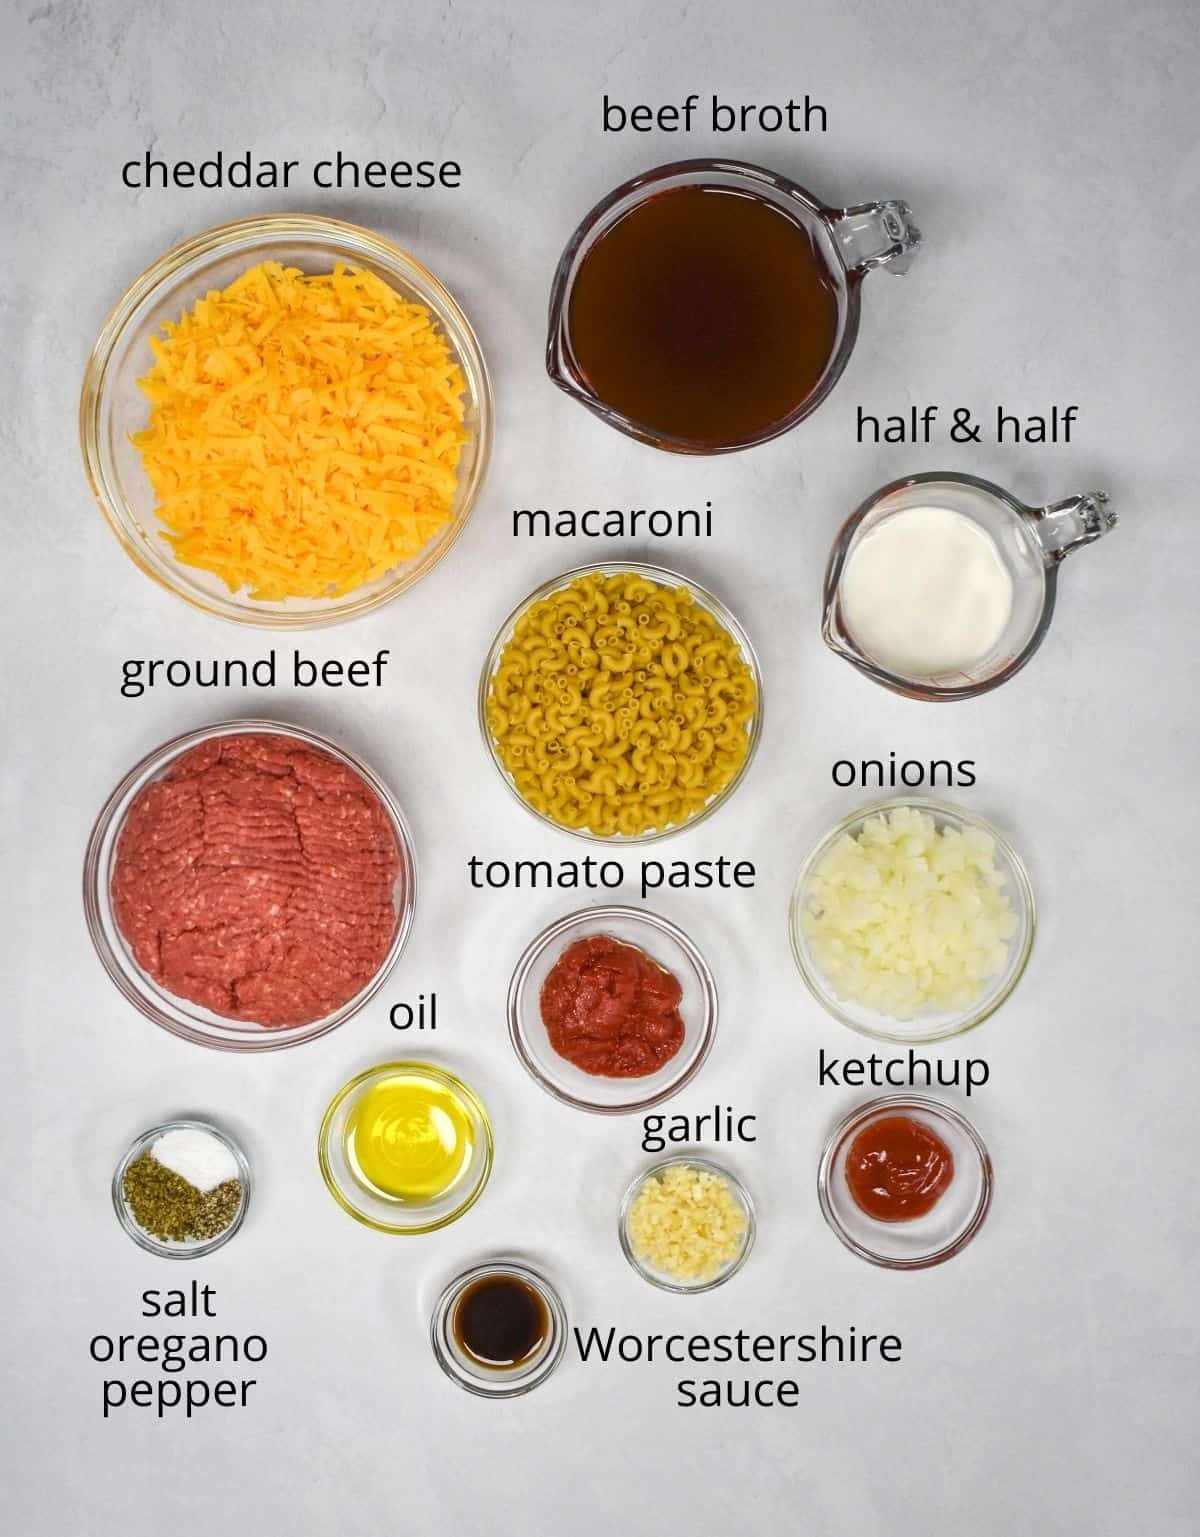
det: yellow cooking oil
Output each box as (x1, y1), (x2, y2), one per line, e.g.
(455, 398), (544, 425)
(345, 1072), (475, 1204)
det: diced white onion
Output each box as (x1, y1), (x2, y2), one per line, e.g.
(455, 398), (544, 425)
(802, 806), (1017, 1018)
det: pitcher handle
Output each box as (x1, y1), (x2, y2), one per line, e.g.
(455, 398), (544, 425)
(1029, 492), (1117, 562)
(827, 200), (922, 275)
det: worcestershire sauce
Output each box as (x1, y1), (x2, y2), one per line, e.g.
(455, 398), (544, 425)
(565, 185), (840, 447)
(453, 1273), (549, 1369)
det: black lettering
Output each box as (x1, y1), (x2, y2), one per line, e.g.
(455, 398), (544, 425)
(121, 660), (144, 698)
(513, 508), (551, 537)
(602, 95), (627, 132)
(711, 96), (735, 131)
(821, 1325), (845, 1362)
(802, 95), (828, 131)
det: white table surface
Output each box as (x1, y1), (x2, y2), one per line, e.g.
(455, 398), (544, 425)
(3, 1), (1198, 1532)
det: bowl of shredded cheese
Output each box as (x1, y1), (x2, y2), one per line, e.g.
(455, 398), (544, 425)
(81, 215), (491, 626)
(790, 798), (1035, 1042)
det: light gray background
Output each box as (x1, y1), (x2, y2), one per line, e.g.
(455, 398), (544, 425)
(3, 0), (1198, 1532)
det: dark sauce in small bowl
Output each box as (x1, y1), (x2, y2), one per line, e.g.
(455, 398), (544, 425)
(565, 185), (840, 448)
(452, 1273), (550, 1370)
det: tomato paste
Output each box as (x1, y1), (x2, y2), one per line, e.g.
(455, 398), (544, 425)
(539, 935), (685, 1077)
(112, 733), (400, 1028)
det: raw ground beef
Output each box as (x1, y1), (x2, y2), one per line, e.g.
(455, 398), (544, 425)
(111, 733), (401, 1028)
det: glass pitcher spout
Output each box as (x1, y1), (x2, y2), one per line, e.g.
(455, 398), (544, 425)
(1029, 492), (1117, 562)
(827, 201), (923, 275)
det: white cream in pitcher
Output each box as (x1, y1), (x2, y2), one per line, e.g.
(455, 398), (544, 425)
(839, 504), (1014, 677)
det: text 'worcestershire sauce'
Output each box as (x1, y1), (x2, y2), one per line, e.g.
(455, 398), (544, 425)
(565, 185), (840, 447)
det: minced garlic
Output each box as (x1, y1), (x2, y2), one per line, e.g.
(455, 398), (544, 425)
(626, 1163), (748, 1283)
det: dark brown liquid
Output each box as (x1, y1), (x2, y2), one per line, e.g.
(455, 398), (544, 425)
(453, 1274), (549, 1370)
(565, 185), (840, 447)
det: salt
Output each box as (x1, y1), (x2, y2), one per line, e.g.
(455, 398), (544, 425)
(151, 1127), (239, 1192)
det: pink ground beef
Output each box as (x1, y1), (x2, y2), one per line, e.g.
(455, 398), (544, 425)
(112, 733), (401, 1028)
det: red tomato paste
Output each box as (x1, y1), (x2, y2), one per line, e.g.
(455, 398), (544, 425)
(112, 733), (400, 1029)
(539, 935), (685, 1077)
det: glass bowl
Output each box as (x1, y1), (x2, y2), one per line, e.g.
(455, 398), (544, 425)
(619, 1155), (756, 1293)
(478, 560), (763, 843)
(430, 1260), (568, 1398)
(817, 1094), (993, 1269)
(83, 719), (417, 1051)
(318, 1061), (493, 1235)
(508, 905), (717, 1113)
(789, 796), (1035, 1043)
(113, 1118), (251, 1259)
(80, 214), (492, 628)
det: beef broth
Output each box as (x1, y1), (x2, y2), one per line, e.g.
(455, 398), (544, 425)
(564, 185), (840, 447)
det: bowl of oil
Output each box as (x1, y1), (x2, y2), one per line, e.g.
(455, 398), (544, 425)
(318, 1061), (494, 1234)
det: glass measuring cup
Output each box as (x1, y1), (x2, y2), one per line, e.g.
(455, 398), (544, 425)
(822, 471), (1117, 700)
(547, 159), (922, 453)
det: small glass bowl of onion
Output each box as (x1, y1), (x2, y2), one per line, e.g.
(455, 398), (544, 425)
(789, 797), (1035, 1043)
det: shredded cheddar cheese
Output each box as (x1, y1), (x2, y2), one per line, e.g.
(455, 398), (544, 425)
(133, 261), (467, 600)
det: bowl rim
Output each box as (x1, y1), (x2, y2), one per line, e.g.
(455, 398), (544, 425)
(618, 1153), (756, 1293)
(429, 1258), (568, 1398)
(112, 1117), (251, 1259)
(82, 717), (418, 1052)
(478, 558), (764, 844)
(317, 1060), (494, 1235)
(816, 1092), (994, 1270)
(788, 795), (1036, 1043)
(507, 904), (718, 1114)
(79, 212), (493, 630)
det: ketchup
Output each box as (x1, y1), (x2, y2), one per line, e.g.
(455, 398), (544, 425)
(845, 1114), (955, 1222)
(539, 935), (685, 1077)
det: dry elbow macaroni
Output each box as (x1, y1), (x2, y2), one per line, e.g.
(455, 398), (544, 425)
(486, 572), (756, 836)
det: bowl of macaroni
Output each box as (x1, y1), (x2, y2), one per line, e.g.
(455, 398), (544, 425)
(479, 561), (762, 841)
